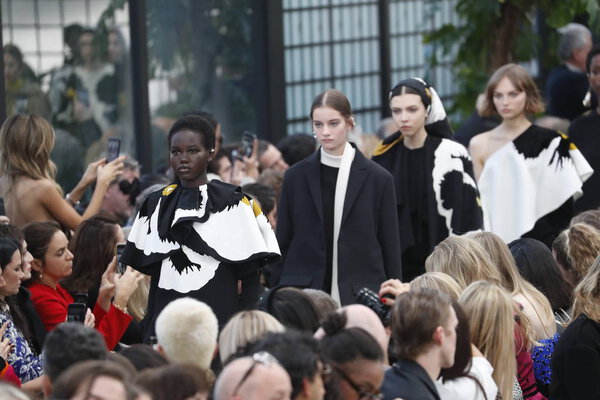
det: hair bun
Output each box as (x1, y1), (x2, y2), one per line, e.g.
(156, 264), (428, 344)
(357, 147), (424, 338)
(321, 311), (347, 336)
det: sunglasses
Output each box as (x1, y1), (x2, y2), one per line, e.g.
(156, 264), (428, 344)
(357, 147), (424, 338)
(332, 365), (383, 400)
(232, 352), (279, 397)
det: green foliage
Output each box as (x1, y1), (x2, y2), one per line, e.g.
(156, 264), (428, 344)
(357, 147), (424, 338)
(425, 0), (600, 118)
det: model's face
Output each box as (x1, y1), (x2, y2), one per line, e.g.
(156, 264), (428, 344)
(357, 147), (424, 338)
(336, 359), (384, 400)
(3, 53), (20, 83)
(588, 54), (600, 96)
(170, 129), (212, 188)
(0, 249), (23, 297)
(440, 306), (459, 369)
(37, 230), (73, 282)
(492, 76), (527, 120)
(312, 106), (351, 156)
(259, 145), (289, 171)
(390, 93), (427, 138)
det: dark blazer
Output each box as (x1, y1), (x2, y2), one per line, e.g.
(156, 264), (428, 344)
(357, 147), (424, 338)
(271, 146), (402, 305)
(381, 359), (441, 400)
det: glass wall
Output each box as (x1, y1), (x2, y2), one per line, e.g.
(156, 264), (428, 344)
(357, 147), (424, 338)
(2, 0), (134, 191)
(145, 0), (259, 172)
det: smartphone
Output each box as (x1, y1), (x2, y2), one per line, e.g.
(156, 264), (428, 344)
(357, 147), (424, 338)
(67, 303), (87, 323)
(106, 137), (121, 162)
(241, 131), (256, 158)
(72, 292), (88, 305)
(116, 243), (126, 274)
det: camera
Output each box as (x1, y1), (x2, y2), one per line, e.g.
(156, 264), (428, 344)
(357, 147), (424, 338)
(355, 287), (393, 326)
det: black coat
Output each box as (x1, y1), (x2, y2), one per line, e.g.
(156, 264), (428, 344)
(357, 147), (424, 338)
(271, 147), (402, 305)
(381, 359), (441, 400)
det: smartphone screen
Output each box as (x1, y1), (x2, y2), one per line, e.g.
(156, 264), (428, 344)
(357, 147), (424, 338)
(241, 131), (256, 158)
(67, 303), (87, 323)
(116, 243), (126, 274)
(106, 138), (121, 162)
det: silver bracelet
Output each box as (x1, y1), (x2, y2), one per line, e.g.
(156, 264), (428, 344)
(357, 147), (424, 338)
(65, 193), (80, 207)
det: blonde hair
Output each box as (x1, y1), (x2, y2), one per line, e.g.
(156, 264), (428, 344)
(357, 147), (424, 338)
(480, 63), (545, 117)
(410, 272), (462, 301)
(425, 236), (503, 290)
(460, 281), (516, 400)
(572, 255), (600, 322)
(556, 223), (600, 283)
(218, 310), (285, 363)
(469, 232), (554, 341)
(127, 275), (150, 322)
(0, 114), (58, 196)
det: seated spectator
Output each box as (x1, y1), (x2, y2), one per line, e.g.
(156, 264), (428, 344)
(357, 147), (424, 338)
(118, 344), (169, 373)
(550, 254), (600, 399)
(552, 223), (600, 287)
(258, 139), (289, 172)
(509, 238), (573, 322)
(244, 330), (325, 400)
(42, 322), (108, 398)
(259, 287), (320, 333)
(425, 236), (503, 290)
(213, 352), (292, 400)
(0, 238), (42, 384)
(242, 183), (277, 229)
(459, 281), (516, 400)
(319, 311), (385, 400)
(218, 310), (284, 364)
(277, 134), (316, 166)
(49, 360), (134, 400)
(136, 363), (212, 400)
(155, 297), (218, 370)
(302, 289), (338, 322)
(410, 272), (462, 301)
(208, 149), (233, 183)
(24, 221), (142, 350)
(436, 301), (498, 400)
(381, 288), (457, 400)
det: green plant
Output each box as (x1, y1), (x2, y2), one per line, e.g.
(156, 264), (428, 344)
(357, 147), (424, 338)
(424, 0), (600, 117)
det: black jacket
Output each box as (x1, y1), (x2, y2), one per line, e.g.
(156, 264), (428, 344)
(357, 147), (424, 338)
(382, 359), (441, 400)
(271, 147), (402, 305)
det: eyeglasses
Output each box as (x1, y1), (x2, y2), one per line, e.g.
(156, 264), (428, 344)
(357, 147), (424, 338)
(332, 365), (383, 400)
(232, 352), (278, 397)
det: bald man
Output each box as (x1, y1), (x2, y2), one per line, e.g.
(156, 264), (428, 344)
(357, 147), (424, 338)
(214, 353), (293, 400)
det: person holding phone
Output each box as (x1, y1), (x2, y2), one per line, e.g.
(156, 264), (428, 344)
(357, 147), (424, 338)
(24, 221), (143, 350)
(122, 115), (280, 341)
(0, 114), (125, 231)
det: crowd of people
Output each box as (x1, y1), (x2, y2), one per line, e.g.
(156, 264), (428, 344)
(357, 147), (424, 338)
(0, 20), (597, 400)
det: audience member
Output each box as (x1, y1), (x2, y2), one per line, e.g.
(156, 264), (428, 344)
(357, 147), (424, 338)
(0, 114), (125, 231)
(409, 272), (462, 301)
(136, 363), (212, 400)
(242, 182), (277, 229)
(257, 139), (289, 172)
(213, 352), (292, 400)
(155, 297), (218, 370)
(259, 287), (320, 333)
(570, 208), (600, 231)
(381, 288), (457, 400)
(0, 382), (29, 400)
(118, 344), (169, 373)
(319, 311), (385, 400)
(568, 43), (600, 212)
(546, 23), (594, 120)
(277, 133), (317, 166)
(218, 310), (285, 364)
(552, 222), (600, 287)
(42, 323), (108, 398)
(550, 254), (600, 399)
(302, 289), (338, 322)
(245, 331), (325, 400)
(97, 157), (141, 226)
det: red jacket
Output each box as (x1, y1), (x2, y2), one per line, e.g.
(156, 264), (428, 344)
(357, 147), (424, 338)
(28, 282), (131, 350)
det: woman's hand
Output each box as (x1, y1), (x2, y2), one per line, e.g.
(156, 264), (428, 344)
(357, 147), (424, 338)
(241, 137), (260, 180)
(113, 266), (144, 310)
(97, 256), (117, 311)
(80, 158), (106, 187)
(378, 279), (410, 306)
(0, 321), (13, 360)
(84, 308), (95, 328)
(96, 155), (125, 189)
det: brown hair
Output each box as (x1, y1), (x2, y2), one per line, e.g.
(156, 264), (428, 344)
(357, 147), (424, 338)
(310, 89), (355, 128)
(62, 214), (119, 293)
(391, 288), (453, 360)
(136, 363), (212, 400)
(0, 114), (58, 196)
(554, 223), (600, 283)
(22, 221), (62, 284)
(479, 63), (545, 117)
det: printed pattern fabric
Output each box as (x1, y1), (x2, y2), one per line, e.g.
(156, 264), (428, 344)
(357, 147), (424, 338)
(478, 125), (593, 243)
(122, 180), (280, 293)
(0, 306), (42, 383)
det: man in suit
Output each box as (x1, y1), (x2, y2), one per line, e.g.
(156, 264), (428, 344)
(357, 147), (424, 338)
(381, 288), (458, 400)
